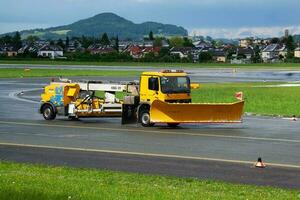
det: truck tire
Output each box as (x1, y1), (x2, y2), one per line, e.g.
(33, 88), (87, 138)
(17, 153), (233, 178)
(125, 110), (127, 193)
(140, 110), (154, 127)
(42, 104), (56, 120)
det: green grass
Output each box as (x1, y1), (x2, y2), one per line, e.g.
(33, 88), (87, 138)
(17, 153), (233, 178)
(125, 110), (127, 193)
(0, 68), (140, 78)
(0, 161), (299, 200)
(1, 59), (300, 69)
(192, 83), (300, 117)
(50, 30), (70, 35)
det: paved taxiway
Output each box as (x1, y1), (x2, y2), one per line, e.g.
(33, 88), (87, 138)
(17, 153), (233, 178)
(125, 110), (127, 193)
(0, 73), (300, 188)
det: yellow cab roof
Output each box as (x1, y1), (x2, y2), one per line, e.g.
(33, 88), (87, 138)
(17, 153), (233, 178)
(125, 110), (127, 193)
(142, 70), (187, 77)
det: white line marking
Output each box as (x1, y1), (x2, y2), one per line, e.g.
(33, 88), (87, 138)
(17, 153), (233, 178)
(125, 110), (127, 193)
(0, 131), (81, 138)
(8, 90), (40, 104)
(0, 142), (299, 169)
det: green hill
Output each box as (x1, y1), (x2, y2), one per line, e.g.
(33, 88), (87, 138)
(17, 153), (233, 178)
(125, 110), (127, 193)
(7, 13), (188, 40)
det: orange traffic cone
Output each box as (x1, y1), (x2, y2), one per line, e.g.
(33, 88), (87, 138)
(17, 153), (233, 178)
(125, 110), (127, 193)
(255, 157), (266, 168)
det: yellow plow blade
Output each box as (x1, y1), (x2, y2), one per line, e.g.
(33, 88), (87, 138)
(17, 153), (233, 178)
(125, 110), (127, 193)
(150, 100), (245, 124)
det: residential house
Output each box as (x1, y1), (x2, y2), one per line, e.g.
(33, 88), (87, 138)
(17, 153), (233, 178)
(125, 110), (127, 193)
(239, 37), (269, 48)
(38, 45), (63, 59)
(35, 40), (50, 47)
(190, 47), (214, 62)
(119, 40), (166, 52)
(212, 49), (226, 63)
(67, 40), (84, 52)
(123, 45), (143, 59)
(193, 41), (211, 48)
(277, 45), (288, 59)
(7, 47), (18, 57)
(261, 44), (286, 62)
(123, 45), (161, 58)
(190, 47), (202, 62)
(262, 44), (277, 62)
(252, 39), (270, 46)
(18, 44), (39, 54)
(118, 41), (131, 51)
(238, 47), (255, 59)
(0, 46), (18, 57)
(231, 47), (254, 64)
(142, 47), (161, 56)
(18, 45), (29, 54)
(88, 44), (116, 55)
(295, 47), (300, 58)
(239, 38), (253, 47)
(170, 47), (193, 59)
(199, 46), (214, 52)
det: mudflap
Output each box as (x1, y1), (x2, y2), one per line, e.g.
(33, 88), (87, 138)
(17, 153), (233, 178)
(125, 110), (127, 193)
(150, 100), (245, 124)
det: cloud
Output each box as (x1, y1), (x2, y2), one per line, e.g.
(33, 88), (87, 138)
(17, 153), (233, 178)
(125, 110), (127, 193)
(190, 26), (300, 38)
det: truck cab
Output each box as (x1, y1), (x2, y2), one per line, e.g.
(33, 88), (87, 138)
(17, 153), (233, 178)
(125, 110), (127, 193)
(137, 70), (192, 127)
(139, 70), (192, 104)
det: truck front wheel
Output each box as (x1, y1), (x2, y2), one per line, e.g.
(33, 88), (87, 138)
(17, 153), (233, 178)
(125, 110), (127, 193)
(140, 110), (154, 127)
(42, 104), (56, 120)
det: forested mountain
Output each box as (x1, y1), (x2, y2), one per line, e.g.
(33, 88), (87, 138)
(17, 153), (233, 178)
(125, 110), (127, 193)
(2, 13), (188, 40)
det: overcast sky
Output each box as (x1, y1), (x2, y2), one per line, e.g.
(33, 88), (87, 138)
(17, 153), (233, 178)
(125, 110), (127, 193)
(1, 0), (300, 38)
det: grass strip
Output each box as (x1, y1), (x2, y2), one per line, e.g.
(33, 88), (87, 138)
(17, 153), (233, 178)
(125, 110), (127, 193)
(0, 161), (299, 200)
(0, 68), (140, 78)
(1, 60), (300, 69)
(192, 82), (300, 117)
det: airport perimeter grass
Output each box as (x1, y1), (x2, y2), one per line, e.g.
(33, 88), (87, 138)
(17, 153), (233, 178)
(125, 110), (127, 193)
(1, 59), (300, 68)
(192, 82), (300, 117)
(0, 68), (140, 78)
(0, 161), (299, 200)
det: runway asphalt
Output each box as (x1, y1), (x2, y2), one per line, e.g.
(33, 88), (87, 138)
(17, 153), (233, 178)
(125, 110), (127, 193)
(2, 63), (300, 82)
(0, 71), (300, 188)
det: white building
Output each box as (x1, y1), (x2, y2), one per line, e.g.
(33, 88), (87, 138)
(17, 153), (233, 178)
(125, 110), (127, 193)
(261, 44), (279, 62)
(169, 47), (192, 58)
(38, 45), (63, 59)
(261, 44), (286, 62)
(295, 47), (300, 58)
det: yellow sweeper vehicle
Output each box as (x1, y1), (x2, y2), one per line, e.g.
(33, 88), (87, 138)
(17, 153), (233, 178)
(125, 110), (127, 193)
(39, 70), (244, 127)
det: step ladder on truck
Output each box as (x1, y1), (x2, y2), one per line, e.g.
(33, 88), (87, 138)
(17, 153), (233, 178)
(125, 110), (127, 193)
(39, 70), (245, 127)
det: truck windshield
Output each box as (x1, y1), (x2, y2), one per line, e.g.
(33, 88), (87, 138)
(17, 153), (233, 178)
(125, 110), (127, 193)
(160, 76), (190, 94)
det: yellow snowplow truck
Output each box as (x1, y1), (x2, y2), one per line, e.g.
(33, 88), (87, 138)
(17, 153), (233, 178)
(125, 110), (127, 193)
(39, 70), (244, 127)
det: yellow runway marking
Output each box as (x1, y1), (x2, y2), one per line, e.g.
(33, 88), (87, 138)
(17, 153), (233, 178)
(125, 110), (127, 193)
(0, 142), (300, 169)
(1, 120), (300, 144)
(0, 120), (299, 144)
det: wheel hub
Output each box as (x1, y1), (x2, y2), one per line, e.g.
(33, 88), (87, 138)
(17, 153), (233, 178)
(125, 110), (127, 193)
(44, 108), (51, 118)
(142, 113), (150, 124)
